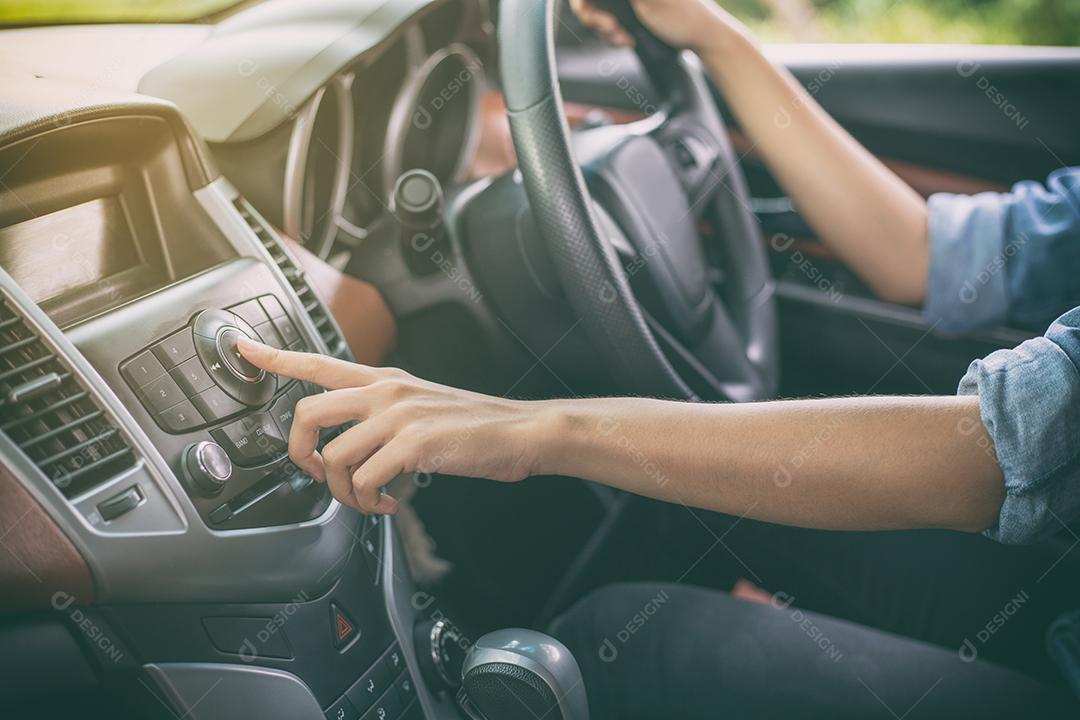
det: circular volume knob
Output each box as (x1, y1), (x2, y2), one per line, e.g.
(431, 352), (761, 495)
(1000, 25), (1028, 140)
(183, 441), (232, 496)
(216, 327), (264, 383)
(191, 309), (276, 406)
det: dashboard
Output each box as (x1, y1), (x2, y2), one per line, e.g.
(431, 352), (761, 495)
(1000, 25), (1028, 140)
(0, 1), (491, 719)
(147, 0), (492, 261)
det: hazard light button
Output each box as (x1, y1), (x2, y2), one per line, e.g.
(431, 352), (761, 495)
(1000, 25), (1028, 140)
(330, 601), (360, 650)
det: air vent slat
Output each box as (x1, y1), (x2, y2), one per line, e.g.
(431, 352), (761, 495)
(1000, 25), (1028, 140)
(16, 408), (102, 448)
(0, 298), (137, 498)
(52, 447), (135, 490)
(1, 390), (89, 434)
(0, 354), (54, 383)
(36, 428), (120, 468)
(232, 197), (349, 360)
(0, 335), (38, 356)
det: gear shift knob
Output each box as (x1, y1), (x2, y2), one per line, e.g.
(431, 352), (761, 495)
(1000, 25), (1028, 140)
(458, 629), (589, 720)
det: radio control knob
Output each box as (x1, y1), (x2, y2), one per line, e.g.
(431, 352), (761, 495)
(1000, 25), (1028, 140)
(182, 441), (232, 496)
(217, 327), (264, 383)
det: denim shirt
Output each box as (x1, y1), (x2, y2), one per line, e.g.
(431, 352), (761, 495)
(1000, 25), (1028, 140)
(925, 168), (1080, 695)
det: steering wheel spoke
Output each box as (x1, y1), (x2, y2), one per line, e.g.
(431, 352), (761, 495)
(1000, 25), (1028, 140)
(498, 0), (778, 401)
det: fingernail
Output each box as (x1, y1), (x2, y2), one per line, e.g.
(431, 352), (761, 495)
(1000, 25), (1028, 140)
(374, 494), (399, 515)
(236, 336), (267, 356)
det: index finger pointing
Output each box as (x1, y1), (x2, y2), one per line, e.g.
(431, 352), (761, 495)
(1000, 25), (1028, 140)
(237, 338), (376, 390)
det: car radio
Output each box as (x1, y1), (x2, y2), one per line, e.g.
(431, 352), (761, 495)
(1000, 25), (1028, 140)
(113, 290), (334, 530)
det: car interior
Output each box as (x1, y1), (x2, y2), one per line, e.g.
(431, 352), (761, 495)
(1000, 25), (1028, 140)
(1, 0), (1079, 718)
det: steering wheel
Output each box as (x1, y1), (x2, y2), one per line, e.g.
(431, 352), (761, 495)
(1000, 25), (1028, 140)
(498, 0), (777, 402)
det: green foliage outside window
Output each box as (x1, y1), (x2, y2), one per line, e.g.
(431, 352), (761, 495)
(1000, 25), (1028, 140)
(1, 0), (1077, 47)
(730, 0), (1080, 46)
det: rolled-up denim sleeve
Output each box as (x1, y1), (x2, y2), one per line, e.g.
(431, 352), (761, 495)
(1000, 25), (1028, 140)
(925, 168), (1080, 334)
(958, 306), (1080, 544)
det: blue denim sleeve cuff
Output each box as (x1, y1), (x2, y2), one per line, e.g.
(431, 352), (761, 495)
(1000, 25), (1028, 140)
(958, 308), (1080, 544)
(924, 192), (1010, 334)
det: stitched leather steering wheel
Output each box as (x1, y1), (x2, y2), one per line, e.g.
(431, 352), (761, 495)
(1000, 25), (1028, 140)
(498, 0), (778, 401)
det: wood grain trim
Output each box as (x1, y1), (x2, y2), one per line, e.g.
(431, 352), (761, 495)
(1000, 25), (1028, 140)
(0, 462), (94, 613)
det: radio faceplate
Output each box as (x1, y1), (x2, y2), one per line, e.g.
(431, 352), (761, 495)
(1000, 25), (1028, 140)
(69, 258), (335, 530)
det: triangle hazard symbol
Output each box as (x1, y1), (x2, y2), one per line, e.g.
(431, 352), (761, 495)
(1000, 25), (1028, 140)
(336, 610), (353, 641)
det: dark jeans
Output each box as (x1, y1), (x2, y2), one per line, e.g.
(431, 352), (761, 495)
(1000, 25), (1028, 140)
(547, 509), (1080, 718)
(550, 582), (1078, 719)
(659, 512), (1080, 681)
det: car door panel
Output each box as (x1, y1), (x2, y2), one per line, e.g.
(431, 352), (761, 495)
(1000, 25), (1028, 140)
(557, 43), (1077, 395)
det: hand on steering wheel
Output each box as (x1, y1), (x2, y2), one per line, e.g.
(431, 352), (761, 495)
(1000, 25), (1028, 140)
(570, 0), (741, 57)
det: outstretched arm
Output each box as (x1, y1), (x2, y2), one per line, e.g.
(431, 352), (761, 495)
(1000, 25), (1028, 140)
(572, 0), (930, 304)
(238, 338), (1004, 532)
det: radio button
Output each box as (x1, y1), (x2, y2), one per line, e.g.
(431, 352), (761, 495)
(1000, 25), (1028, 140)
(122, 350), (165, 388)
(212, 412), (286, 465)
(347, 662), (392, 714)
(259, 295), (288, 320)
(158, 400), (204, 433)
(192, 309), (277, 407)
(229, 298), (268, 327)
(139, 374), (186, 414)
(217, 327), (264, 383)
(274, 316), (301, 346)
(170, 356), (214, 396)
(191, 385), (245, 421)
(270, 385), (304, 437)
(254, 320), (284, 349)
(152, 328), (197, 369)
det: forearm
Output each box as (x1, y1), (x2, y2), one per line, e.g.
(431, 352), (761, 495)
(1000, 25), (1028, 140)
(536, 395), (1004, 533)
(698, 26), (929, 304)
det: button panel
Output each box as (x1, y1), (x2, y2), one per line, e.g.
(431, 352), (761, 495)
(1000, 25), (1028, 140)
(151, 328), (197, 369)
(211, 411), (288, 467)
(120, 295), (300, 434)
(138, 374), (187, 414)
(330, 644), (418, 720)
(121, 350), (165, 388)
(170, 356), (215, 395)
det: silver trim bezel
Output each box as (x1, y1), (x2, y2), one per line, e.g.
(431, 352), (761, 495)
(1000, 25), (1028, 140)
(381, 40), (485, 197)
(282, 72), (355, 260)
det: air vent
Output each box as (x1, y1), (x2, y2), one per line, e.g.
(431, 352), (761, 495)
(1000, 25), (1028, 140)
(233, 198), (348, 358)
(0, 299), (136, 498)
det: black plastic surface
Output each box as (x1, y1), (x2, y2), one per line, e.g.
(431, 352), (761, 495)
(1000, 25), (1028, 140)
(0, 115), (234, 327)
(70, 259), (332, 530)
(96, 527), (392, 708)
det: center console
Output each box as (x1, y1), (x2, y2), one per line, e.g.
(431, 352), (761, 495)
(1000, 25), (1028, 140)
(117, 293), (325, 529)
(0, 102), (465, 720)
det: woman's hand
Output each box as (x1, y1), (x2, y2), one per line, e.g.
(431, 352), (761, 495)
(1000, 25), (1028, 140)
(568, 0), (748, 59)
(237, 339), (548, 515)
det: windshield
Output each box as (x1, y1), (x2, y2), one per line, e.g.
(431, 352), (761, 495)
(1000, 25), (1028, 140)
(0, 0), (249, 25)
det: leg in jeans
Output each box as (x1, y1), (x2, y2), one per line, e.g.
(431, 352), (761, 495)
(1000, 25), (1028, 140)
(660, 506), (1080, 682)
(549, 582), (1076, 720)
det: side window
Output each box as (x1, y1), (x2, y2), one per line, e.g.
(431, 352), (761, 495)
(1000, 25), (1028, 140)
(741, 0), (1079, 46)
(560, 0), (1080, 47)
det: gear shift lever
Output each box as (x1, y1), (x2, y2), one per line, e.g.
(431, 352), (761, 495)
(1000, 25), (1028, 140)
(457, 629), (589, 720)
